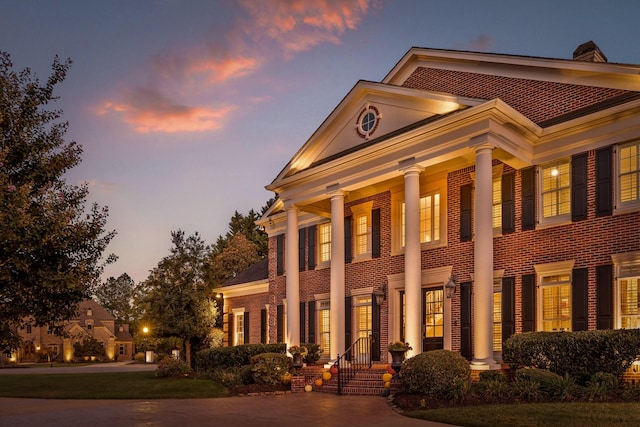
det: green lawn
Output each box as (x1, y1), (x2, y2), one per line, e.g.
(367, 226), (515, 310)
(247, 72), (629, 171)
(0, 371), (227, 399)
(407, 402), (640, 427)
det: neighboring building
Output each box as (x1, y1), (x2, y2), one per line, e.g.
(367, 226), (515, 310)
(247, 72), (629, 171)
(231, 41), (640, 371)
(4, 299), (134, 363)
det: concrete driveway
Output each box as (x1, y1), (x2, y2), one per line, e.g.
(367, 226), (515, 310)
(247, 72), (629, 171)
(0, 362), (456, 427)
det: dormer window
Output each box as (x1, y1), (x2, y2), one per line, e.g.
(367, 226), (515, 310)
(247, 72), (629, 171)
(87, 309), (92, 316)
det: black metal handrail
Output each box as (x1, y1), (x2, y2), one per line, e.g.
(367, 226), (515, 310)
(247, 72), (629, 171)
(334, 336), (372, 395)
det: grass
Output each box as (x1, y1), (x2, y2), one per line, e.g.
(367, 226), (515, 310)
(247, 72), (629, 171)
(406, 402), (640, 427)
(0, 371), (227, 399)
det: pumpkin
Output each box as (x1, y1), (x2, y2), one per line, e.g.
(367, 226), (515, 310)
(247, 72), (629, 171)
(315, 378), (323, 387)
(386, 365), (396, 375)
(382, 373), (393, 383)
(384, 381), (391, 389)
(322, 372), (332, 381)
(304, 384), (313, 392)
(329, 365), (338, 375)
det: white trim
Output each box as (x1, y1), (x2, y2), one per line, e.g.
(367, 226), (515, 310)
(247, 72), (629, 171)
(350, 287), (374, 296)
(222, 281), (268, 299)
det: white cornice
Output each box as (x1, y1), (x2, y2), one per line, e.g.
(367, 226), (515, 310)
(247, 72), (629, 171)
(222, 281), (269, 298)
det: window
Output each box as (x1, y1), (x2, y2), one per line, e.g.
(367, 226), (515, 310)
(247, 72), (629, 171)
(401, 193), (441, 246)
(119, 344), (125, 355)
(540, 160), (571, 222)
(493, 286), (502, 352)
(350, 201), (373, 259)
(26, 325), (32, 334)
(318, 301), (330, 359)
(235, 313), (245, 345)
(356, 214), (368, 255)
(614, 255), (640, 329)
(540, 274), (572, 331)
(356, 105), (380, 139)
(87, 323), (93, 330)
(424, 289), (444, 339)
(492, 176), (502, 229)
(318, 223), (331, 263)
(617, 140), (640, 211)
(354, 296), (372, 343)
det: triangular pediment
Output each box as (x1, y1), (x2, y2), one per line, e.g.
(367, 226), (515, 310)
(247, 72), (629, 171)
(273, 81), (482, 182)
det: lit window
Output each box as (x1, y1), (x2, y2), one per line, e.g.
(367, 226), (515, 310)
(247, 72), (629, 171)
(356, 214), (369, 256)
(540, 274), (572, 332)
(318, 301), (330, 359)
(319, 223), (332, 263)
(424, 289), (444, 338)
(540, 160), (571, 220)
(618, 141), (640, 210)
(235, 313), (245, 345)
(355, 296), (372, 343)
(492, 177), (502, 229)
(402, 193), (440, 246)
(493, 290), (502, 351)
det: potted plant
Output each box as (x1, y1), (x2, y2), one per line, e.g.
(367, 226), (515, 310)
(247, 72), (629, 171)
(387, 341), (412, 373)
(288, 345), (308, 369)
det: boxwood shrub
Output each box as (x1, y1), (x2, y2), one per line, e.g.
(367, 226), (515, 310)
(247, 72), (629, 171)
(400, 349), (471, 397)
(503, 329), (640, 384)
(194, 343), (286, 373)
(250, 353), (292, 385)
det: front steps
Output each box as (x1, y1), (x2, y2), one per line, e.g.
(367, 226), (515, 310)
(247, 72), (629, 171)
(294, 365), (401, 396)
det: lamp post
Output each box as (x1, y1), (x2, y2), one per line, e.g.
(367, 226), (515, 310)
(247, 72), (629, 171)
(142, 326), (152, 363)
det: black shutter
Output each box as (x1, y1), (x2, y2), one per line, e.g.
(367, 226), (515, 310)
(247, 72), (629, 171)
(344, 216), (352, 264)
(344, 296), (352, 360)
(502, 173), (515, 234)
(276, 305), (284, 343)
(371, 293), (381, 361)
(308, 301), (316, 343)
(460, 184), (472, 242)
(572, 268), (588, 331)
(298, 228), (306, 272)
(227, 313), (234, 346)
(522, 274), (536, 332)
(308, 225), (316, 270)
(521, 167), (536, 230)
(460, 281), (472, 360)
(244, 311), (250, 344)
(276, 234), (284, 276)
(596, 264), (613, 329)
(300, 302), (306, 343)
(372, 208), (381, 258)
(260, 309), (267, 344)
(571, 153), (588, 222)
(502, 277), (515, 343)
(596, 146), (613, 217)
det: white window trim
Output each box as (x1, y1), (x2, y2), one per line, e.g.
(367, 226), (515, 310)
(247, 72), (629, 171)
(537, 159), (572, 229)
(612, 251), (640, 329)
(614, 142), (640, 215)
(350, 201), (373, 261)
(534, 260), (575, 332)
(232, 307), (246, 346)
(317, 222), (332, 269)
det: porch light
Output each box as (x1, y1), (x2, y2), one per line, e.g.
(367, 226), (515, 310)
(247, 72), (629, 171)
(445, 275), (458, 299)
(374, 288), (385, 305)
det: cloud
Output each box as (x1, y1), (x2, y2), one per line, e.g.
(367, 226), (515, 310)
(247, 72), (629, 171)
(98, 87), (236, 133)
(86, 179), (118, 194)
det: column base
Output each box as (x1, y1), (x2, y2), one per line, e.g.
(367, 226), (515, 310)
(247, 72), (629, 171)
(470, 359), (502, 371)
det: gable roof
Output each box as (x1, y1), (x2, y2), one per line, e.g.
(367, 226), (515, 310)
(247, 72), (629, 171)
(222, 258), (269, 287)
(77, 299), (116, 322)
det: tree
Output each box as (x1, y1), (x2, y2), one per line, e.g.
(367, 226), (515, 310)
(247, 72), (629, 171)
(0, 52), (115, 352)
(207, 234), (260, 287)
(141, 230), (218, 367)
(93, 273), (141, 324)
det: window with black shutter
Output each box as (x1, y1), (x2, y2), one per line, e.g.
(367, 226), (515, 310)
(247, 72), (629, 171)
(596, 265), (613, 329)
(344, 216), (352, 263)
(299, 302), (306, 343)
(571, 153), (588, 222)
(521, 274), (536, 332)
(307, 301), (316, 343)
(521, 168), (536, 230)
(308, 225), (316, 270)
(276, 305), (284, 343)
(260, 309), (267, 344)
(460, 184), (472, 242)
(572, 268), (588, 331)
(502, 277), (515, 343)
(244, 311), (250, 344)
(596, 147), (613, 216)
(372, 208), (381, 258)
(276, 234), (284, 276)
(501, 174), (515, 234)
(298, 228), (306, 271)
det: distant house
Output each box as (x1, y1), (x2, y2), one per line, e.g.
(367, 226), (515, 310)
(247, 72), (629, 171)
(225, 41), (640, 371)
(4, 299), (134, 363)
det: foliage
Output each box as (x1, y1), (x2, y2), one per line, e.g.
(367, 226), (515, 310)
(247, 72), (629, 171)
(585, 372), (619, 400)
(206, 234), (261, 288)
(288, 345), (307, 355)
(73, 337), (106, 358)
(479, 370), (508, 383)
(93, 273), (142, 324)
(388, 341), (412, 352)
(155, 357), (193, 378)
(0, 51), (116, 353)
(302, 342), (322, 365)
(193, 343), (286, 372)
(207, 365), (254, 387)
(250, 352), (292, 385)
(399, 349), (471, 397)
(503, 329), (640, 384)
(140, 230), (218, 367)
(514, 368), (564, 399)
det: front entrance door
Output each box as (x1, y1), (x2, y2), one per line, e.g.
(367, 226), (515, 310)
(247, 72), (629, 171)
(422, 288), (444, 352)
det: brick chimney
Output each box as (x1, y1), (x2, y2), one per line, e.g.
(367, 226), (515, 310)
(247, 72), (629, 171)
(573, 41), (608, 62)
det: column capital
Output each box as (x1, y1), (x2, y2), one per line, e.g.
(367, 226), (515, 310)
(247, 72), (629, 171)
(399, 157), (424, 175)
(326, 184), (346, 199)
(283, 199), (298, 210)
(469, 133), (497, 153)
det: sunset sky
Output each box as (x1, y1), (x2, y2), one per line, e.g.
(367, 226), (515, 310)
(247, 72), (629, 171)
(2, 0), (640, 283)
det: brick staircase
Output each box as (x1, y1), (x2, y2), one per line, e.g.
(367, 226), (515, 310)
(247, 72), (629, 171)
(297, 365), (401, 396)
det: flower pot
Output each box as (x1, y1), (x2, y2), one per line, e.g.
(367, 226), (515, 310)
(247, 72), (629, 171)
(389, 350), (406, 373)
(292, 352), (303, 369)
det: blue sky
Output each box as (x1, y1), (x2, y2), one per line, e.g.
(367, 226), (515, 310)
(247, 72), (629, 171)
(2, 0), (640, 283)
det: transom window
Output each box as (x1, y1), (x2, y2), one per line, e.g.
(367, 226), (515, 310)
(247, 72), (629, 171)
(540, 160), (571, 220)
(540, 274), (572, 332)
(319, 223), (331, 263)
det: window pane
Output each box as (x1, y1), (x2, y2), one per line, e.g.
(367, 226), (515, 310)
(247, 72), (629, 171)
(620, 278), (640, 329)
(541, 284), (571, 331)
(356, 215), (368, 255)
(492, 178), (502, 229)
(424, 289), (444, 338)
(319, 223), (331, 262)
(541, 161), (570, 218)
(493, 291), (502, 351)
(319, 307), (330, 358)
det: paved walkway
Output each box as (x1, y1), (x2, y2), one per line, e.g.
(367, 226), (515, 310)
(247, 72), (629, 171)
(0, 363), (457, 427)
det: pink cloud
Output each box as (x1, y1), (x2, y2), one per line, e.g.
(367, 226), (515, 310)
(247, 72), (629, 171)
(98, 87), (236, 133)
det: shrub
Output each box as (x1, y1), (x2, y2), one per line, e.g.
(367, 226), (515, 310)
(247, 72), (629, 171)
(194, 343), (286, 373)
(155, 358), (192, 378)
(302, 343), (322, 365)
(250, 353), (292, 385)
(514, 368), (563, 399)
(134, 352), (145, 363)
(503, 329), (640, 384)
(399, 350), (471, 398)
(73, 337), (106, 358)
(478, 370), (507, 383)
(584, 372), (619, 400)
(477, 377), (512, 401)
(209, 366), (253, 387)
(513, 376), (542, 401)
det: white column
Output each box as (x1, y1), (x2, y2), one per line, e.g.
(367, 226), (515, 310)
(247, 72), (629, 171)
(472, 144), (496, 367)
(285, 205), (300, 350)
(329, 191), (345, 360)
(403, 165), (423, 358)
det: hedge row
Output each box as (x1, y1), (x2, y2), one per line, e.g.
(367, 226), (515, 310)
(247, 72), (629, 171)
(193, 343), (286, 372)
(503, 329), (640, 384)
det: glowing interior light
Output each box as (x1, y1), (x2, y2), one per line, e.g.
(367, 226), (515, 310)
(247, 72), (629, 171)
(551, 168), (559, 177)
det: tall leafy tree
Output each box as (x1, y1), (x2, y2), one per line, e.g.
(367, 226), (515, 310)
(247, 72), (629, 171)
(141, 230), (217, 367)
(0, 52), (115, 352)
(207, 234), (260, 287)
(94, 273), (141, 324)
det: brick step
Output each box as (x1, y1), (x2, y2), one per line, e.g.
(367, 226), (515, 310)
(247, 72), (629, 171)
(305, 368), (400, 396)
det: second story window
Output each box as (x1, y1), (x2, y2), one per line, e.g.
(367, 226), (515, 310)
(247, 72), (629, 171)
(319, 223), (332, 263)
(540, 160), (570, 222)
(402, 193), (441, 246)
(618, 140), (640, 211)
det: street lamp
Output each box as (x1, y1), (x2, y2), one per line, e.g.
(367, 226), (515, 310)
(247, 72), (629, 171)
(142, 326), (152, 363)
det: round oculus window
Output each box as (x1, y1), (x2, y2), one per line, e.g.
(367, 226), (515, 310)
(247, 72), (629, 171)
(356, 105), (380, 138)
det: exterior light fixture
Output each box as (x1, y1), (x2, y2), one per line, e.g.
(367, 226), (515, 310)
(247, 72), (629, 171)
(445, 275), (458, 299)
(374, 283), (386, 305)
